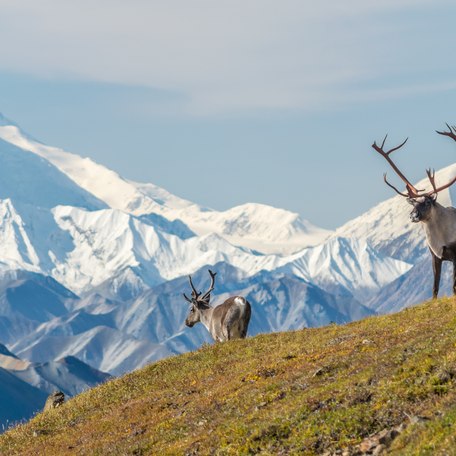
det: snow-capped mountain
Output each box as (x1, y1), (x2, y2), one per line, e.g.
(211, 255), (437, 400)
(0, 118), (331, 255)
(277, 236), (411, 301)
(0, 112), (450, 427)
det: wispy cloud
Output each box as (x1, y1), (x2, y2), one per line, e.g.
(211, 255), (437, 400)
(0, 0), (454, 114)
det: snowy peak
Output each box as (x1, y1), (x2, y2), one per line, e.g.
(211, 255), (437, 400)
(159, 202), (332, 255)
(0, 199), (40, 272)
(0, 136), (105, 211)
(0, 116), (331, 255)
(130, 180), (195, 211)
(199, 202), (331, 253)
(0, 124), (154, 214)
(279, 236), (412, 300)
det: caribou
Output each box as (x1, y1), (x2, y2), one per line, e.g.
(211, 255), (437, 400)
(372, 123), (456, 298)
(183, 269), (251, 342)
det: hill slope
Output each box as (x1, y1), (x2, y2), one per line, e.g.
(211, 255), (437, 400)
(2, 298), (456, 454)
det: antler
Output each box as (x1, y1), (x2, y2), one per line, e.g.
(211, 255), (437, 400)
(200, 269), (217, 302)
(373, 127), (456, 200)
(183, 274), (201, 303)
(436, 123), (456, 142)
(419, 124), (456, 196)
(422, 167), (456, 197)
(372, 135), (422, 198)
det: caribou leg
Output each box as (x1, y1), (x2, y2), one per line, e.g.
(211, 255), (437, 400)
(431, 250), (442, 299)
(453, 260), (456, 295)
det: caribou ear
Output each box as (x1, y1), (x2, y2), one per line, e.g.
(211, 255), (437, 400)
(201, 294), (211, 305)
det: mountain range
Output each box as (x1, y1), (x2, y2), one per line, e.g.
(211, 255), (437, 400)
(0, 113), (454, 427)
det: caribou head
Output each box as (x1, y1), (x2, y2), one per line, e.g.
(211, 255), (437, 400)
(183, 269), (216, 328)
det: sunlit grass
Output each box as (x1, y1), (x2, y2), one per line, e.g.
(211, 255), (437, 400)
(2, 298), (456, 454)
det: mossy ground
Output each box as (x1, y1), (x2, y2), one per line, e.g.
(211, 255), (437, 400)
(3, 298), (456, 455)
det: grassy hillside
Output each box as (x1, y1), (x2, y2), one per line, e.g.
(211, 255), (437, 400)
(2, 298), (456, 455)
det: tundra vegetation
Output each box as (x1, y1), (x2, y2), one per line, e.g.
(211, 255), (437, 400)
(2, 298), (456, 454)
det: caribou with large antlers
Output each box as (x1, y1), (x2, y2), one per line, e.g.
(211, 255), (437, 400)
(372, 123), (456, 298)
(183, 269), (251, 341)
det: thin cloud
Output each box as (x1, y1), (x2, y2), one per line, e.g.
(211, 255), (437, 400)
(0, 0), (454, 114)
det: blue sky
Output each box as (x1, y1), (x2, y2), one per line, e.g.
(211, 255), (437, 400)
(0, 0), (455, 229)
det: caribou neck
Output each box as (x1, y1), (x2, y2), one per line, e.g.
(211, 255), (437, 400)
(422, 201), (456, 258)
(197, 305), (215, 334)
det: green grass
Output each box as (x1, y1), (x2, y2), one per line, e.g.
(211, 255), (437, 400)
(3, 298), (456, 454)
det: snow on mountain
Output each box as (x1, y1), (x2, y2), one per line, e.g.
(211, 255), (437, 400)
(0, 117), (331, 255)
(0, 122), (158, 215)
(0, 199), (408, 376)
(46, 204), (407, 300)
(278, 237), (412, 301)
(0, 199), (40, 272)
(130, 180), (195, 211)
(0, 136), (105, 212)
(164, 202), (332, 255)
(49, 205), (281, 295)
(0, 195), (399, 308)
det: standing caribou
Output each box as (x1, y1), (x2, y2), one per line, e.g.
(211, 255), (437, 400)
(372, 123), (456, 298)
(183, 269), (251, 342)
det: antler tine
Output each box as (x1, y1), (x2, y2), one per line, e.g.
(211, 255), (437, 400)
(372, 136), (421, 198)
(383, 173), (411, 197)
(188, 275), (201, 299)
(386, 137), (409, 155)
(426, 168), (437, 194)
(201, 269), (217, 302)
(436, 123), (456, 142)
(183, 293), (193, 303)
(422, 172), (456, 197)
(372, 136), (409, 156)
